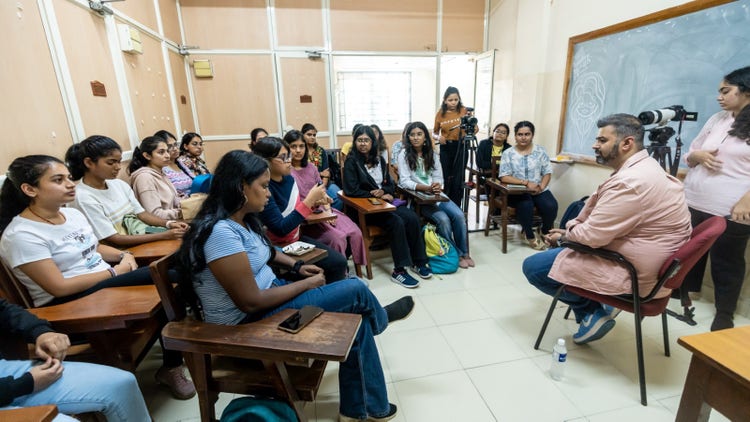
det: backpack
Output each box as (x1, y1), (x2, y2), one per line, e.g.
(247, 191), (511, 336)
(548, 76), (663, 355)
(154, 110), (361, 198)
(327, 150), (343, 188)
(559, 196), (589, 229)
(423, 223), (459, 274)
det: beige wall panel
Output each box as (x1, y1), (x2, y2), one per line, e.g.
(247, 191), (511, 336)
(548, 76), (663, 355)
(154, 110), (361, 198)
(280, 57), (328, 132)
(203, 139), (250, 170)
(0, 1), (71, 170)
(169, 51), (195, 134)
(180, 0), (268, 50)
(56, 1), (128, 145)
(275, 0), (324, 47)
(159, 0), (182, 43)
(191, 55), (277, 135)
(111, 0), (157, 30)
(330, 0), (437, 51)
(315, 135), (330, 149)
(441, 0), (485, 52)
(122, 34), (174, 140)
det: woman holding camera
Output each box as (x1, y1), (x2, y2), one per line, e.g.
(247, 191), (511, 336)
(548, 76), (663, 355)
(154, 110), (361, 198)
(681, 65), (750, 331)
(433, 86), (473, 206)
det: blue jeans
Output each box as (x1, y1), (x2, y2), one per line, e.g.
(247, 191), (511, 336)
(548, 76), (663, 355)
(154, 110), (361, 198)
(327, 183), (344, 210)
(522, 247), (601, 322)
(0, 360), (150, 421)
(264, 277), (390, 419)
(420, 200), (468, 256)
(508, 190), (558, 239)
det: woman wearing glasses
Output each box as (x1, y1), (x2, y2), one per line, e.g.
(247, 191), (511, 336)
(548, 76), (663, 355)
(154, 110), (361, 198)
(253, 137), (349, 281)
(344, 125), (432, 288)
(66, 135), (188, 248)
(176, 132), (210, 178)
(155, 130), (193, 198)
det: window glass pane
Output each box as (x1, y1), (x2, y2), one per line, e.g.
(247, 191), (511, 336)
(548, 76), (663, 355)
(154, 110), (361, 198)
(336, 71), (411, 131)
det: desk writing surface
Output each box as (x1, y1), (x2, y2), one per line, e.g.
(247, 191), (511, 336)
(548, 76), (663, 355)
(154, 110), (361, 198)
(303, 208), (337, 225)
(401, 188), (449, 204)
(0, 404), (57, 422)
(678, 325), (750, 388)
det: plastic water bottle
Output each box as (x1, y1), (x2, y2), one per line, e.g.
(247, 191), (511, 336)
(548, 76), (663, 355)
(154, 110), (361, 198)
(550, 338), (567, 380)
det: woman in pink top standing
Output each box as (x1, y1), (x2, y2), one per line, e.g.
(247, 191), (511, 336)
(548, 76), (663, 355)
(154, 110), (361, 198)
(682, 65), (750, 331)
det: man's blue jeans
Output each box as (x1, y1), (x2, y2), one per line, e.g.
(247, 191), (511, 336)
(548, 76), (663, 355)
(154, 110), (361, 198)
(523, 247), (601, 322)
(1, 360), (150, 421)
(421, 200), (469, 256)
(266, 277), (390, 419)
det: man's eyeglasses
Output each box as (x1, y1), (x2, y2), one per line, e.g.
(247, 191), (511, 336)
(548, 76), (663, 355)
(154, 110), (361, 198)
(355, 137), (372, 144)
(274, 155), (292, 163)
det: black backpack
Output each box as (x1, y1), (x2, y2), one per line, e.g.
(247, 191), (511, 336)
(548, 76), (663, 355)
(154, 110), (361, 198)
(560, 196), (589, 229)
(327, 150), (343, 188)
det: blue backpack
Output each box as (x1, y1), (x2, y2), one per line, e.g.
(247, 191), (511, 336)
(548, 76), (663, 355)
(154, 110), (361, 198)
(559, 196), (589, 229)
(423, 224), (459, 274)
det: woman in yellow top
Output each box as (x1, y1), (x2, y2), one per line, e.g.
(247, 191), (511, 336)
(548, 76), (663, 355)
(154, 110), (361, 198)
(433, 86), (471, 206)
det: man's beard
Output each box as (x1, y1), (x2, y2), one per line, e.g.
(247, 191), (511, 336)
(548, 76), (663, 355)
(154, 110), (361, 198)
(595, 141), (619, 165)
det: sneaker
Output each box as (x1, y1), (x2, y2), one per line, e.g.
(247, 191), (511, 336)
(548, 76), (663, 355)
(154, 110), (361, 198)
(602, 304), (622, 320)
(710, 312), (734, 331)
(384, 296), (414, 323)
(573, 308), (616, 345)
(412, 264), (433, 279)
(339, 403), (398, 422)
(391, 270), (420, 288)
(155, 365), (196, 400)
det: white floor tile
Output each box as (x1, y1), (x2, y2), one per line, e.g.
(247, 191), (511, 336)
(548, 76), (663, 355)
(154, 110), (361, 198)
(379, 326), (462, 381)
(440, 318), (527, 368)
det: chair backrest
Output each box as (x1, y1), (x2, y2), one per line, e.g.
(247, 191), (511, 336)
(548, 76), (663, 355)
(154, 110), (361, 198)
(149, 253), (187, 322)
(0, 260), (34, 308)
(657, 216), (727, 291)
(490, 156), (502, 179)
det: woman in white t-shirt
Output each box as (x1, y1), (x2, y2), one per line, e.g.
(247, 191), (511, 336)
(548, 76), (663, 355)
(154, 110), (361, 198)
(65, 135), (188, 247)
(0, 155), (195, 399)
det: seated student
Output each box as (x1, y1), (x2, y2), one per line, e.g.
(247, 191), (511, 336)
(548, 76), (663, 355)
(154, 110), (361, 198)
(476, 123), (511, 174)
(249, 127), (268, 150)
(523, 114), (692, 344)
(0, 299), (150, 421)
(300, 123), (343, 210)
(389, 122), (411, 182)
(129, 136), (183, 220)
(252, 137), (349, 281)
(175, 150), (413, 422)
(155, 129), (193, 198)
(370, 124), (390, 165)
(0, 155), (194, 399)
(66, 135), (188, 247)
(286, 130), (367, 270)
(176, 132), (210, 178)
(343, 125), (432, 288)
(339, 123), (363, 158)
(398, 121), (475, 269)
(499, 121), (559, 250)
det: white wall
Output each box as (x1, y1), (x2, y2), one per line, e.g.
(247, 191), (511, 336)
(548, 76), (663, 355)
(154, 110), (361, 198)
(488, 0), (750, 317)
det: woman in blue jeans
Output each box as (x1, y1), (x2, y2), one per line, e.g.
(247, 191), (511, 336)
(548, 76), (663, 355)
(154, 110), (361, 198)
(397, 121), (474, 269)
(176, 150), (413, 422)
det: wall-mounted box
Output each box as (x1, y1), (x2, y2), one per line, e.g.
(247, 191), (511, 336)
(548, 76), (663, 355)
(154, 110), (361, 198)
(117, 24), (143, 54)
(193, 59), (214, 78)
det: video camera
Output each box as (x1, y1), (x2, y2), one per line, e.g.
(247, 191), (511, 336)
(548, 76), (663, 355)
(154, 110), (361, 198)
(460, 107), (478, 136)
(638, 105), (698, 126)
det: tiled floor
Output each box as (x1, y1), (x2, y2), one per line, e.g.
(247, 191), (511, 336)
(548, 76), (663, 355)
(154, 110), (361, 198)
(137, 223), (744, 421)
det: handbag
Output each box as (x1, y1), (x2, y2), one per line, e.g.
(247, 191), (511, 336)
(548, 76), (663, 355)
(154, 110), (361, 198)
(423, 223), (459, 274)
(180, 193), (207, 220)
(121, 213), (167, 235)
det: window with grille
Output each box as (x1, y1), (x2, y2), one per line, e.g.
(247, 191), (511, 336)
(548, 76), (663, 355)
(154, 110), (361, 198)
(335, 71), (412, 132)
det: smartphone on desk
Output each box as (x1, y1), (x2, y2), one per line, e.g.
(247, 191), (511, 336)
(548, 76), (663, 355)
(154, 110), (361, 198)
(277, 305), (324, 334)
(368, 197), (382, 205)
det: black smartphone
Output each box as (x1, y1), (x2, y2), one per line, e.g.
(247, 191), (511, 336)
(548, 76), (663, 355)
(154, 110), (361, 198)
(277, 305), (324, 334)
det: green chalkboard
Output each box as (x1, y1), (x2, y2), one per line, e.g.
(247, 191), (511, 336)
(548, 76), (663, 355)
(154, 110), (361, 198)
(557, 0), (750, 167)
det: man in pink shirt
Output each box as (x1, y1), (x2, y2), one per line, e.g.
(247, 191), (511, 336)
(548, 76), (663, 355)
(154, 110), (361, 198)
(523, 113), (691, 344)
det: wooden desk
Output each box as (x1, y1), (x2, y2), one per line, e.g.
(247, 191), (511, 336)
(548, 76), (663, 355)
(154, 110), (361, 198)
(293, 247), (328, 265)
(676, 326), (750, 421)
(400, 188), (449, 205)
(338, 196), (397, 214)
(303, 208), (337, 225)
(484, 178), (535, 253)
(28, 285), (162, 332)
(0, 405), (58, 422)
(127, 239), (181, 266)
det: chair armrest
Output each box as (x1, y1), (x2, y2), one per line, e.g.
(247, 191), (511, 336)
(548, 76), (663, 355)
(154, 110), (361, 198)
(561, 240), (641, 298)
(162, 309), (362, 363)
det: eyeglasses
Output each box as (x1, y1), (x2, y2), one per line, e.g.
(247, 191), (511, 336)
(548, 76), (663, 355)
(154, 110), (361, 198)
(494, 130), (508, 135)
(355, 137), (372, 144)
(167, 144), (178, 150)
(273, 154), (292, 163)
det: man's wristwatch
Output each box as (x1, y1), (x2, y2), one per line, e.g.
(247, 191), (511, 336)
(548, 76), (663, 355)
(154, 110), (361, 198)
(291, 260), (305, 274)
(556, 235), (566, 248)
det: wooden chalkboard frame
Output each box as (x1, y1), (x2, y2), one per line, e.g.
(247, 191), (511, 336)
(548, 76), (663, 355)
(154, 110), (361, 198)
(556, 0), (735, 164)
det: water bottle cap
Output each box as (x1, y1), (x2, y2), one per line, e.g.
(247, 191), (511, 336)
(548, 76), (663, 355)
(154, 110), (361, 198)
(557, 338), (566, 346)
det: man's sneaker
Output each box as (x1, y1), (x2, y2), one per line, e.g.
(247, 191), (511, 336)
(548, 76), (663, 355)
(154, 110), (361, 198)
(391, 270), (420, 288)
(573, 308), (616, 345)
(384, 296), (415, 323)
(412, 264), (433, 279)
(602, 304), (622, 319)
(155, 365), (196, 399)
